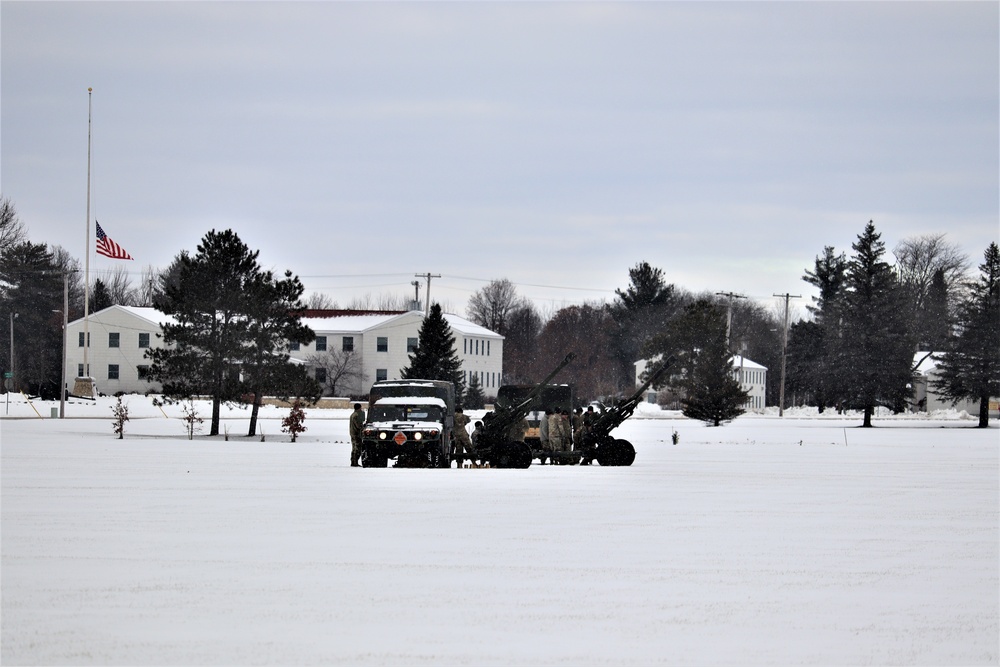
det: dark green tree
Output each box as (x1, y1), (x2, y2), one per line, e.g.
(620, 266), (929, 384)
(800, 246), (849, 408)
(242, 269), (318, 437)
(401, 303), (465, 400)
(609, 262), (680, 391)
(785, 320), (831, 410)
(0, 241), (64, 398)
(921, 268), (951, 350)
(147, 229), (262, 436)
(91, 279), (112, 313)
(933, 242), (1000, 427)
(839, 221), (916, 427)
(660, 299), (748, 426)
(463, 373), (486, 409)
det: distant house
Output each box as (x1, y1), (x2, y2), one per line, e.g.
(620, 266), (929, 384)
(634, 354), (768, 411)
(65, 306), (502, 398)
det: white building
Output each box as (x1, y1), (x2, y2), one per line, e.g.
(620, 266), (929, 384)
(634, 354), (768, 411)
(287, 310), (503, 397)
(65, 306), (502, 398)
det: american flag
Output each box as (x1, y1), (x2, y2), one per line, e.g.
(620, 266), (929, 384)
(95, 221), (133, 260)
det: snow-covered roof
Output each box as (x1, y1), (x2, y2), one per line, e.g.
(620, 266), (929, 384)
(732, 355), (767, 371)
(69, 307), (500, 339)
(303, 310), (502, 338)
(68, 305), (177, 328)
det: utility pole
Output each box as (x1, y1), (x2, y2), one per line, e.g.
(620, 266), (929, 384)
(715, 291), (747, 349)
(773, 292), (801, 417)
(60, 273), (69, 418)
(415, 273), (440, 317)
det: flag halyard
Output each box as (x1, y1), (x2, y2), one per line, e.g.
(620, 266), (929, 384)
(95, 221), (133, 260)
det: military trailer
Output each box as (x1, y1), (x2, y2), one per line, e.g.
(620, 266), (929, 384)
(360, 379), (455, 468)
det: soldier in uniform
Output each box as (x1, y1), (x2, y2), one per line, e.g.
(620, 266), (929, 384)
(580, 405), (597, 465)
(349, 403), (365, 467)
(538, 408), (551, 463)
(453, 407), (475, 467)
(572, 407), (584, 451)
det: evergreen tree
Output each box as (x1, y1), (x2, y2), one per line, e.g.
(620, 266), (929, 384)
(609, 262), (679, 391)
(933, 242), (1000, 427)
(401, 303), (465, 400)
(242, 269), (318, 437)
(463, 373), (486, 409)
(0, 241), (64, 398)
(801, 246), (849, 409)
(839, 221), (915, 426)
(922, 268), (951, 350)
(91, 279), (112, 312)
(785, 320), (830, 410)
(147, 229), (262, 436)
(667, 299), (748, 426)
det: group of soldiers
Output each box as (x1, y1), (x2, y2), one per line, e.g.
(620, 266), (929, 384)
(536, 405), (598, 463)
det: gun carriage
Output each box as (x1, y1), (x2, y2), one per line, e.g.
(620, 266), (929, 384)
(470, 353), (575, 469)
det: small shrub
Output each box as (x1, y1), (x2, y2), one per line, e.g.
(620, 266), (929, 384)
(281, 399), (307, 442)
(181, 399), (204, 440)
(111, 396), (130, 439)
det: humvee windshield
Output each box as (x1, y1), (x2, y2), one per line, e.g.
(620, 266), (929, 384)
(369, 404), (443, 423)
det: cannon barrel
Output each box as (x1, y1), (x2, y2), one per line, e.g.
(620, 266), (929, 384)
(483, 353), (575, 438)
(589, 355), (676, 437)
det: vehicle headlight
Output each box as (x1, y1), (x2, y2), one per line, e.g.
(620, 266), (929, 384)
(378, 432), (387, 440)
(413, 432), (422, 441)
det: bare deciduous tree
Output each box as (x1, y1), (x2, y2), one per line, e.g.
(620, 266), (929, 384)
(308, 348), (363, 397)
(307, 292), (339, 310)
(93, 265), (137, 306)
(894, 233), (970, 309)
(466, 278), (521, 335)
(0, 197), (27, 255)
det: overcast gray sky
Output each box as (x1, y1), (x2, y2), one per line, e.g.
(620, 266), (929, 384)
(2, 1), (997, 315)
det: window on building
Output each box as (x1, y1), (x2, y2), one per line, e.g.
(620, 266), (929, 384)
(315, 336), (327, 352)
(108, 332), (120, 348)
(108, 364), (119, 380)
(407, 337), (418, 353)
(78, 332), (89, 347)
(77, 364), (84, 377)
(377, 337), (388, 352)
(137, 365), (150, 380)
(475, 340), (479, 355)
(376, 368), (387, 382)
(289, 341), (300, 351)
(138, 333), (150, 348)
(315, 367), (327, 384)
(343, 336), (354, 352)
(463, 339), (467, 354)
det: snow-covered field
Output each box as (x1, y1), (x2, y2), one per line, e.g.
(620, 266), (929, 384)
(2, 395), (998, 666)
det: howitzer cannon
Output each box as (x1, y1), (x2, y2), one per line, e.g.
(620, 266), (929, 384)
(473, 353), (576, 468)
(578, 355), (677, 466)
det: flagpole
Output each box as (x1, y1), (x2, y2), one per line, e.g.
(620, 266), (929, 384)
(82, 87), (92, 387)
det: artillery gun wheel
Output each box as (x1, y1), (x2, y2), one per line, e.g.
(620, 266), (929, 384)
(595, 437), (635, 466)
(495, 441), (532, 469)
(614, 438), (636, 466)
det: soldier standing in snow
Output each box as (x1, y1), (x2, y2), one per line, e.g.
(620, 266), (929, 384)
(453, 407), (475, 467)
(349, 403), (365, 467)
(572, 407), (584, 450)
(538, 408), (551, 463)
